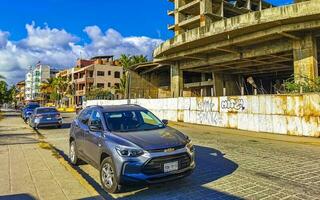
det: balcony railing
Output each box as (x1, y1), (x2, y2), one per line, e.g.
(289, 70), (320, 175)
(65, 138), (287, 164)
(75, 90), (85, 96)
(74, 77), (94, 84)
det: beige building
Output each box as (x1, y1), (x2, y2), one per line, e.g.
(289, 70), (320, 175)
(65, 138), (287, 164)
(57, 56), (123, 105)
(129, 0), (320, 98)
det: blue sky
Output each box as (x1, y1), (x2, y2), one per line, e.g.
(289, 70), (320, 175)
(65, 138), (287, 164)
(0, 0), (292, 41)
(0, 0), (293, 84)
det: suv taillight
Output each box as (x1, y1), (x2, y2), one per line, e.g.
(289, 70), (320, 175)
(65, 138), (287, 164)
(35, 114), (43, 119)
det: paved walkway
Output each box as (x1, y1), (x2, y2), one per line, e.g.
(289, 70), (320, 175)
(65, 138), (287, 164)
(0, 112), (100, 200)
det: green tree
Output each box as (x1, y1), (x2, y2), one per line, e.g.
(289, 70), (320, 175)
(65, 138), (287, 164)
(0, 81), (8, 104)
(40, 78), (56, 102)
(131, 55), (148, 65)
(119, 54), (148, 69)
(113, 73), (127, 96)
(85, 87), (114, 100)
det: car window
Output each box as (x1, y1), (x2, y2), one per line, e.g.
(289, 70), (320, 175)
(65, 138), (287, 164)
(36, 108), (58, 113)
(141, 111), (160, 125)
(79, 109), (93, 125)
(104, 110), (164, 132)
(89, 110), (103, 129)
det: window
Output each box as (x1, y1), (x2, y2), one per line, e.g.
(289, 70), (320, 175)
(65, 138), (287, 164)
(97, 83), (104, 88)
(89, 110), (103, 130)
(108, 82), (111, 87)
(104, 110), (164, 132)
(114, 71), (120, 78)
(97, 71), (105, 76)
(114, 83), (120, 88)
(108, 71), (111, 76)
(79, 109), (93, 125)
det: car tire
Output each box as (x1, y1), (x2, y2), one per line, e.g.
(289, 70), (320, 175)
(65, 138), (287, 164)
(57, 124), (62, 128)
(69, 140), (81, 165)
(100, 157), (121, 194)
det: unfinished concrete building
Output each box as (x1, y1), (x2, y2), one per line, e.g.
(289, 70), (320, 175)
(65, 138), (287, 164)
(129, 0), (320, 98)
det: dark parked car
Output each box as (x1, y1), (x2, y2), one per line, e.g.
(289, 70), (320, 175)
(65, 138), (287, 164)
(29, 107), (63, 129)
(69, 105), (195, 193)
(21, 103), (40, 122)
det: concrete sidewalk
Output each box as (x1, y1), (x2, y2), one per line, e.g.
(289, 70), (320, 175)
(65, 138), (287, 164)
(0, 112), (100, 200)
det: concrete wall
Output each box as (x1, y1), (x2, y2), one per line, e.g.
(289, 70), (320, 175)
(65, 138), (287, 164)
(84, 93), (320, 137)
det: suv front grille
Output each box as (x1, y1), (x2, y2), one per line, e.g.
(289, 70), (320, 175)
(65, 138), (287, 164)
(142, 153), (191, 175)
(147, 145), (185, 153)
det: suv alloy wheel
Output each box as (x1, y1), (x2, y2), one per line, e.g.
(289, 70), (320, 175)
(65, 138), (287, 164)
(100, 157), (121, 193)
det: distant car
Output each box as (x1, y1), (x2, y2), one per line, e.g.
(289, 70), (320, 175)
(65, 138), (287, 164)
(21, 103), (40, 122)
(29, 107), (63, 129)
(69, 104), (195, 193)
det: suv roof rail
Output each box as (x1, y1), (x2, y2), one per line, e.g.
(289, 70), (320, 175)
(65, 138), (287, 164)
(87, 105), (104, 109)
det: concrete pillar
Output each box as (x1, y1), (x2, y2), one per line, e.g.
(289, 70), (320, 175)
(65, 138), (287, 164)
(200, 0), (213, 27)
(174, 0), (185, 35)
(246, 0), (251, 10)
(258, 0), (262, 11)
(212, 72), (224, 96)
(293, 33), (318, 83)
(171, 63), (183, 98)
(201, 73), (208, 96)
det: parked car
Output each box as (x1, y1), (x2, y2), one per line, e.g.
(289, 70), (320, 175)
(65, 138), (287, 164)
(29, 107), (63, 129)
(69, 104), (195, 193)
(21, 103), (40, 122)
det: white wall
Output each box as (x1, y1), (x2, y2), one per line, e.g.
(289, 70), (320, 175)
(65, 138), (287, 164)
(84, 94), (320, 137)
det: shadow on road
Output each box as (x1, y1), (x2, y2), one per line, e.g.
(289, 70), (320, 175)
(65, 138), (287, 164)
(56, 145), (240, 200)
(37, 123), (71, 130)
(0, 193), (36, 200)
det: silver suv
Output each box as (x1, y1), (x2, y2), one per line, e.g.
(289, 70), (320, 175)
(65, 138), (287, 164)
(69, 104), (195, 193)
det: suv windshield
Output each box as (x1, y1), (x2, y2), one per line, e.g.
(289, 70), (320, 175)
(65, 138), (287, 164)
(104, 110), (165, 132)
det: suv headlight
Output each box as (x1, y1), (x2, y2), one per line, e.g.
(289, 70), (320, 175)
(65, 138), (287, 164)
(186, 140), (194, 152)
(115, 146), (144, 157)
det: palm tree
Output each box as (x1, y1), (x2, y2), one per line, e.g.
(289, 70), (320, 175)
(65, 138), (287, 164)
(119, 54), (148, 69)
(113, 73), (127, 97)
(119, 54), (133, 69)
(40, 78), (56, 104)
(131, 55), (148, 65)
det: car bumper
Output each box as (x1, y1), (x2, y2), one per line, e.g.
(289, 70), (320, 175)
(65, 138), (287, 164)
(35, 119), (62, 127)
(117, 148), (195, 185)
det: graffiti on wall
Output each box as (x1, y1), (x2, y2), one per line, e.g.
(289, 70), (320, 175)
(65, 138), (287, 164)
(196, 98), (218, 111)
(220, 97), (247, 112)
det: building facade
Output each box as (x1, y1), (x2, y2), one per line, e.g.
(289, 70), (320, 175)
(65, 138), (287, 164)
(15, 80), (25, 105)
(57, 56), (123, 106)
(24, 64), (56, 101)
(129, 0), (320, 98)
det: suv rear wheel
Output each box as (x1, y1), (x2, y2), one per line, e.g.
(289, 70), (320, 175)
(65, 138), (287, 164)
(69, 140), (80, 165)
(100, 157), (121, 193)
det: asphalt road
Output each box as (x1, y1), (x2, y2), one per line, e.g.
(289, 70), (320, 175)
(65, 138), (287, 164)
(33, 112), (320, 200)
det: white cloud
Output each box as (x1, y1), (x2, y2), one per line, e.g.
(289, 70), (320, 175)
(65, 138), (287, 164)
(0, 22), (163, 84)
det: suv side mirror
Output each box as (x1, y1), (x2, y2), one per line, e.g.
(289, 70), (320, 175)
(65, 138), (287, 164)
(89, 124), (103, 132)
(162, 119), (168, 125)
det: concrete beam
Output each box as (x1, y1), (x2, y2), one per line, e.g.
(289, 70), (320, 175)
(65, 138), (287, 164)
(156, 19), (320, 62)
(180, 39), (292, 70)
(278, 32), (301, 40)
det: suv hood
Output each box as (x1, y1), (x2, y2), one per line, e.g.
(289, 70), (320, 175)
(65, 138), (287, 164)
(112, 127), (188, 151)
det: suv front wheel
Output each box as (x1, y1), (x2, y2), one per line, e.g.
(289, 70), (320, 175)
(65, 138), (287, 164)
(100, 157), (121, 193)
